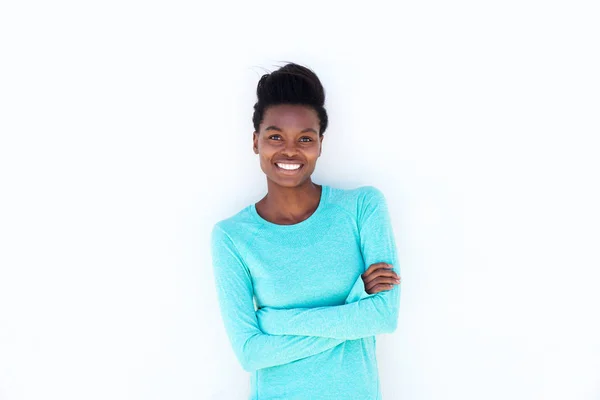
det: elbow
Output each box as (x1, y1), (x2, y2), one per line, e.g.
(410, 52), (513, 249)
(240, 358), (256, 373)
(233, 349), (251, 372)
(385, 288), (400, 333)
(237, 334), (261, 373)
(386, 316), (398, 333)
(385, 307), (399, 333)
(238, 351), (259, 373)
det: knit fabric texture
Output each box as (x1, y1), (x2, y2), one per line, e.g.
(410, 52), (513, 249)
(210, 184), (401, 399)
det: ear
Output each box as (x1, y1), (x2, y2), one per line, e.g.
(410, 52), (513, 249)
(318, 134), (324, 156)
(253, 131), (259, 154)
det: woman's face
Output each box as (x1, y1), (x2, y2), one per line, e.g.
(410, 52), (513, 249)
(253, 104), (324, 188)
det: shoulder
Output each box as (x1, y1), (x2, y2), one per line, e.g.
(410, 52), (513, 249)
(211, 206), (254, 244)
(356, 185), (386, 202)
(354, 186), (388, 221)
(324, 184), (388, 226)
(327, 184), (386, 207)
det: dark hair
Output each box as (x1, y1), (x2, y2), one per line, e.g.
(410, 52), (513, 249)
(252, 62), (328, 136)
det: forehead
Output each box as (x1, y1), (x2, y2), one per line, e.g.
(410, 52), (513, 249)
(262, 104), (319, 130)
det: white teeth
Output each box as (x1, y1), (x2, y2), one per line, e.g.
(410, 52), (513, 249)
(276, 163), (302, 170)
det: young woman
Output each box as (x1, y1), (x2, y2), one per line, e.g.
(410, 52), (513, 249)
(210, 62), (402, 399)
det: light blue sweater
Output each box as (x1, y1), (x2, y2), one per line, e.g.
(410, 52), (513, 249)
(210, 184), (401, 399)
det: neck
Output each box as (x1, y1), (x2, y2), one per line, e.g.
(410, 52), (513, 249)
(261, 180), (322, 223)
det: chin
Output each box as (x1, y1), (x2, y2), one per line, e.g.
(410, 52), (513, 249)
(268, 176), (310, 188)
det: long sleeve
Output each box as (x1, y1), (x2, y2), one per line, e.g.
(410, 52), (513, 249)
(210, 224), (345, 373)
(344, 273), (374, 304)
(256, 187), (401, 340)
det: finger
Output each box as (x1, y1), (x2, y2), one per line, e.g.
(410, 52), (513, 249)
(364, 262), (392, 276)
(362, 263), (393, 282)
(363, 271), (396, 286)
(365, 276), (400, 292)
(369, 283), (396, 294)
(363, 267), (399, 285)
(364, 276), (396, 290)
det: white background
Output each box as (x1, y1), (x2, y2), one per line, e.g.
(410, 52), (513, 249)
(1, 1), (599, 399)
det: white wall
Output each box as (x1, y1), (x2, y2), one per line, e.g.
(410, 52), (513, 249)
(1, 1), (599, 399)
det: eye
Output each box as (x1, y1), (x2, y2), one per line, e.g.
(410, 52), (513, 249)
(268, 135), (281, 140)
(299, 137), (313, 142)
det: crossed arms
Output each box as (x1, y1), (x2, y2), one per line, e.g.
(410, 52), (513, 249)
(210, 187), (400, 372)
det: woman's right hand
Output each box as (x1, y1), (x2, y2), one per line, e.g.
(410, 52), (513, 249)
(361, 262), (401, 294)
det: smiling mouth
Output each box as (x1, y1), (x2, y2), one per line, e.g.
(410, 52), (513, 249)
(274, 163), (304, 173)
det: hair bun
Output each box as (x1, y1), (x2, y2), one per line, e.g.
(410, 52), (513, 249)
(252, 62), (328, 135)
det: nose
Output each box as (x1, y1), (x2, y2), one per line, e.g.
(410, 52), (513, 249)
(281, 139), (299, 156)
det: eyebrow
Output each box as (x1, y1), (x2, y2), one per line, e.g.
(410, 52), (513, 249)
(264, 126), (318, 135)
